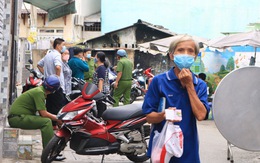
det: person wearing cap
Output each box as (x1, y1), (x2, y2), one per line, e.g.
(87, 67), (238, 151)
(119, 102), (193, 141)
(142, 35), (210, 163)
(113, 49), (133, 107)
(8, 75), (66, 161)
(68, 47), (89, 80)
(83, 48), (95, 83)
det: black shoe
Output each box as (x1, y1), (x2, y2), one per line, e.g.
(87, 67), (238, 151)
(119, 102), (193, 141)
(54, 155), (66, 161)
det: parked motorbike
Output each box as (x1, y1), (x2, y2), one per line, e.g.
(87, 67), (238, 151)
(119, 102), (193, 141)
(143, 67), (154, 89)
(132, 63), (146, 89)
(108, 66), (117, 85)
(41, 82), (150, 163)
(67, 77), (86, 102)
(22, 59), (43, 93)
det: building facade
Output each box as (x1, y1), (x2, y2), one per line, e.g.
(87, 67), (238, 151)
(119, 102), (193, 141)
(86, 19), (175, 70)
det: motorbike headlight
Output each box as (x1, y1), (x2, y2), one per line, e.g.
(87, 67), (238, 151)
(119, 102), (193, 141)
(57, 109), (86, 120)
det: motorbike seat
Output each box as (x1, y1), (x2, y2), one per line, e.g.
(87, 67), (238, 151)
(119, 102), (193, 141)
(102, 103), (144, 121)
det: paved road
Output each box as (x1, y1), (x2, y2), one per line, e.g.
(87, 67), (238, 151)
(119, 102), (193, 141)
(3, 97), (260, 163)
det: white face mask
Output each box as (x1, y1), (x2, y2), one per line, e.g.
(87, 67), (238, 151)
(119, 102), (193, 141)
(86, 53), (91, 59)
(62, 54), (70, 62)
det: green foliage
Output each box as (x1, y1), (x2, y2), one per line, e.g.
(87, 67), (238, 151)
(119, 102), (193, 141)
(226, 57), (235, 71)
(219, 65), (226, 72)
(217, 70), (229, 79)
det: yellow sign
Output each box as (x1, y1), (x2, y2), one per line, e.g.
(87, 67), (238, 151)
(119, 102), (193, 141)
(27, 28), (37, 44)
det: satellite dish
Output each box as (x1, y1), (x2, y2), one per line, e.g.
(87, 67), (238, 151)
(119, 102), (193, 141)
(213, 66), (260, 151)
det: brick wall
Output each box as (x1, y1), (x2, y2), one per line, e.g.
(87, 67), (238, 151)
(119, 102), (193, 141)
(0, 0), (11, 114)
(0, 0), (22, 160)
(0, 0), (6, 113)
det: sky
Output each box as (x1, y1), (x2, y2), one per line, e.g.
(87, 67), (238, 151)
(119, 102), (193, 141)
(102, 0), (260, 39)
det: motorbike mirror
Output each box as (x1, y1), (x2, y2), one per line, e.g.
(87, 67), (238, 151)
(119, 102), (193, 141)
(136, 63), (140, 67)
(25, 65), (30, 70)
(28, 59), (33, 64)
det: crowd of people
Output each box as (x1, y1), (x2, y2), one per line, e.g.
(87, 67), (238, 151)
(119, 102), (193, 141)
(7, 38), (133, 161)
(8, 35), (213, 162)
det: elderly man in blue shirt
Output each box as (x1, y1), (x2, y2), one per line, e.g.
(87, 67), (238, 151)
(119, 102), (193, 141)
(142, 35), (210, 163)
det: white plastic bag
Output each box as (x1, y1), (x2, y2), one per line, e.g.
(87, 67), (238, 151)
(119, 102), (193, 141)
(151, 122), (168, 163)
(151, 122), (184, 163)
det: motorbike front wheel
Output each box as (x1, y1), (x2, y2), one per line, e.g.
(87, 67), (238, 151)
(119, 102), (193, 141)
(41, 135), (67, 163)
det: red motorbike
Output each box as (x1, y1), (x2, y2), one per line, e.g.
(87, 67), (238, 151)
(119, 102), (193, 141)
(22, 59), (43, 93)
(41, 82), (150, 163)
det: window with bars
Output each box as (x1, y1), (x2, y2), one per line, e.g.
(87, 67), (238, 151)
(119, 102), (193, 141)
(84, 22), (101, 31)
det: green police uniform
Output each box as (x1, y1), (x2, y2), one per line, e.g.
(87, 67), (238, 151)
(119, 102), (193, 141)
(113, 57), (133, 106)
(8, 86), (53, 148)
(84, 58), (95, 83)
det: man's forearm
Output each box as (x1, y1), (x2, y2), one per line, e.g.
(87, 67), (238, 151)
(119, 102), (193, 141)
(146, 112), (165, 124)
(186, 85), (207, 121)
(116, 72), (122, 83)
(37, 65), (44, 74)
(55, 66), (61, 76)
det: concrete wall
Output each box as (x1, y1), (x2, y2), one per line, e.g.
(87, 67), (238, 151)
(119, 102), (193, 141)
(88, 27), (137, 49)
(83, 31), (102, 41)
(19, 11), (84, 43)
(76, 0), (101, 17)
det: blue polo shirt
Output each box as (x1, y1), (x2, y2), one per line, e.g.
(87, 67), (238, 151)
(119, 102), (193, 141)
(142, 67), (210, 163)
(68, 57), (89, 80)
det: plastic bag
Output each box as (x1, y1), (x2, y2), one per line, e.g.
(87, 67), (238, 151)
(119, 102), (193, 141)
(151, 122), (184, 163)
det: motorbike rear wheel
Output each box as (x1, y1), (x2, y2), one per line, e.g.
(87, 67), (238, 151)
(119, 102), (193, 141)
(125, 137), (150, 163)
(41, 135), (66, 163)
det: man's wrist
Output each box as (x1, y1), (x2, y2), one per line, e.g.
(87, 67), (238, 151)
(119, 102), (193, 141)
(186, 84), (195, 91)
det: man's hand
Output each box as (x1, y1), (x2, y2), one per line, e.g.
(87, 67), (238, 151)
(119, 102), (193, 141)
(178, 68), (193, 88)
(114, 81), (118, 89)
(57, 120), (63, 126)
(165, 107), (182, 123)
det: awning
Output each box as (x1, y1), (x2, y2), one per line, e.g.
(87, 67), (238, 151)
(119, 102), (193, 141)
(23, 0), (76, 21)
(138, 35), (209, 55)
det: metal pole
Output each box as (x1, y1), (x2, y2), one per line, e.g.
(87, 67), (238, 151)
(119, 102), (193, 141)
(9, 0), (18, 105)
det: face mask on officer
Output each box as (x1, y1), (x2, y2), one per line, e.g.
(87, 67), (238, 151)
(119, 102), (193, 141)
(173, 54), (195, 70)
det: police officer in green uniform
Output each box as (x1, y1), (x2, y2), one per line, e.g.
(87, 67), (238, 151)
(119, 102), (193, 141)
(8, 75), (65, 161)
(113, 49), (133, 107)
(83, 48), (95, 83)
